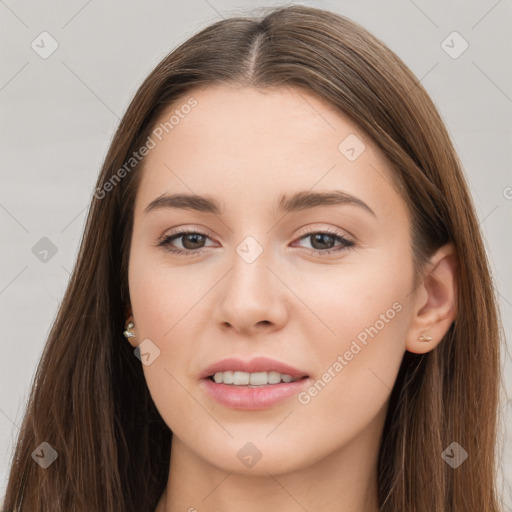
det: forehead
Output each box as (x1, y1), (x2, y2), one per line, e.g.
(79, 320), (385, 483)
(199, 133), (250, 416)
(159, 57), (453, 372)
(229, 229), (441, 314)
(134, 85), (403, 221)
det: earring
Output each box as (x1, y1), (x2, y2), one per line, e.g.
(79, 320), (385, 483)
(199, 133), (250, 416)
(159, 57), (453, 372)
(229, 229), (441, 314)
(418, 333), (432, 342)
(123, 321), (135, 339)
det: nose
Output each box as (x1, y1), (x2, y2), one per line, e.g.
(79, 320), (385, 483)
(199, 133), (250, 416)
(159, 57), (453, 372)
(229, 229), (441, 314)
(212, 242), (289, 336)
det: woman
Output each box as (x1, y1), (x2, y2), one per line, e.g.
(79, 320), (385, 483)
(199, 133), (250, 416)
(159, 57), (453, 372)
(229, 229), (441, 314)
(2, 4), (504, 511)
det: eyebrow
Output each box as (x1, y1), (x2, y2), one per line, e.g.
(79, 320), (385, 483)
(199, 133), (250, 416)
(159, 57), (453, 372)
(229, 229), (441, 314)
(144, 190), (376, 218)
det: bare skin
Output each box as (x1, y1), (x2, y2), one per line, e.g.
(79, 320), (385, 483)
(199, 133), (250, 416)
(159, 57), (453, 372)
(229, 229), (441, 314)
(124, 85), (457, 512)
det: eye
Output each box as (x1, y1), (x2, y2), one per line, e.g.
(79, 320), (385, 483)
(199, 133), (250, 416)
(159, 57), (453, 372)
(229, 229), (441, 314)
(157, 228), (355, 257)
(157, 229), (214, 256)
(292, 230), (355, 255)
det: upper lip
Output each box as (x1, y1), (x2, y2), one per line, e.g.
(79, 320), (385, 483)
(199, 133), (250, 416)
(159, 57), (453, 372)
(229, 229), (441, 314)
(199, 356), (309, 380)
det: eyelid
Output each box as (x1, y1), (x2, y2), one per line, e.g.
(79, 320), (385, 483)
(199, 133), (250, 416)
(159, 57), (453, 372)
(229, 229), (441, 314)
(157, 224), (356, 259)
(161, 225), (217, 240)
(158, 227), (217, 250)
(161, 224), (353, 245)
(294, 224), (353, 241)
(291, 227), (355, 255)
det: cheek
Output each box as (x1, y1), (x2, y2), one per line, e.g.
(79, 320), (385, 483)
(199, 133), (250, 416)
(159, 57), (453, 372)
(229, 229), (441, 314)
(128, 245), (208, 338)
(296, 297), (408, 414)
(293, 244), (412, 349)
(288, 249), (411, 423)
(127, 248), (215, 413)
(127, 251), (208, 438)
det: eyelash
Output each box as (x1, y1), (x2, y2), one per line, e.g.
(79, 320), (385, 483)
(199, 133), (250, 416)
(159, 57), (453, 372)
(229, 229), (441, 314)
(157, 228), (355, 257)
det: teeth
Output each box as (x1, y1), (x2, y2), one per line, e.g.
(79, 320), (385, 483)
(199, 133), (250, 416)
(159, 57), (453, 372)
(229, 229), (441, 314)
(212, 371), (299, 386)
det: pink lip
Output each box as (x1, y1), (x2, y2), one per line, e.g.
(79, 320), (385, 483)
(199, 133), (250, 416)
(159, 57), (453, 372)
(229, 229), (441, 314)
(198, 356), (311, 411)
(198, 356), (309, 380)
(200, 377), (310, 410)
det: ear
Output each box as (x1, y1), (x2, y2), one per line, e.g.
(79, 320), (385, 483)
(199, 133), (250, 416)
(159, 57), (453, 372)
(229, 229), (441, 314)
(405, 242), (458, 354)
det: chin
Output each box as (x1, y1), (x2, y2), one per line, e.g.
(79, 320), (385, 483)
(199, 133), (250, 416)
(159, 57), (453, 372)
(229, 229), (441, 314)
(192, 436), (316, 476)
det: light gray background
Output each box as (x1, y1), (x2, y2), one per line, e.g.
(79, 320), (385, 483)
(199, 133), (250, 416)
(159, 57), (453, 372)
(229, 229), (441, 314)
(1, 0), (511, 507)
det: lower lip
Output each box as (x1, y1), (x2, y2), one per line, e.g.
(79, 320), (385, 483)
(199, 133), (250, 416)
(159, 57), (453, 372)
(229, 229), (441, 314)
(201, 377), (310, 410)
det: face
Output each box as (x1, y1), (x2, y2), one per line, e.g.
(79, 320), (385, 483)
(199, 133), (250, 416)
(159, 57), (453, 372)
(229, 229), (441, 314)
(127, 85), (416, 474)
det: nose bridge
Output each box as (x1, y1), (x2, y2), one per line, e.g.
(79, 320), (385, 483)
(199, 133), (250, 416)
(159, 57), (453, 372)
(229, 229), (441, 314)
(229, 233), (275, 300)
(213, 232), (288, 332)
(235, 234), (267, 267)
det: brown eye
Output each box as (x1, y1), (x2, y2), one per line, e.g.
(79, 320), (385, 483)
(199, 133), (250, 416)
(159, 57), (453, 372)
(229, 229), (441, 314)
(158, 230), (213, 256)
(179, 233), (207, 250)
(309, 233), (337, 250)
(293, 231), (355, 255)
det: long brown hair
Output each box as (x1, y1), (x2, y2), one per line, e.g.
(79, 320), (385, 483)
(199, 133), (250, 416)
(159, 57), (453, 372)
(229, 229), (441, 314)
(2, 5), (504, 511)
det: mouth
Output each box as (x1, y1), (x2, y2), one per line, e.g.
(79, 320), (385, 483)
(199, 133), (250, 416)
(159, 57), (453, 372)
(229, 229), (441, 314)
(199, 357), (311, 410)
(199, 356), (309, 382)
(206, 371), (309, 387)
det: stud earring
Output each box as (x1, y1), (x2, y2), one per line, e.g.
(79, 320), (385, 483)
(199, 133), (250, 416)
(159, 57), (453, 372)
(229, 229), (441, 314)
(123, 321), (135, 339)
(418, 333), (432, 342)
